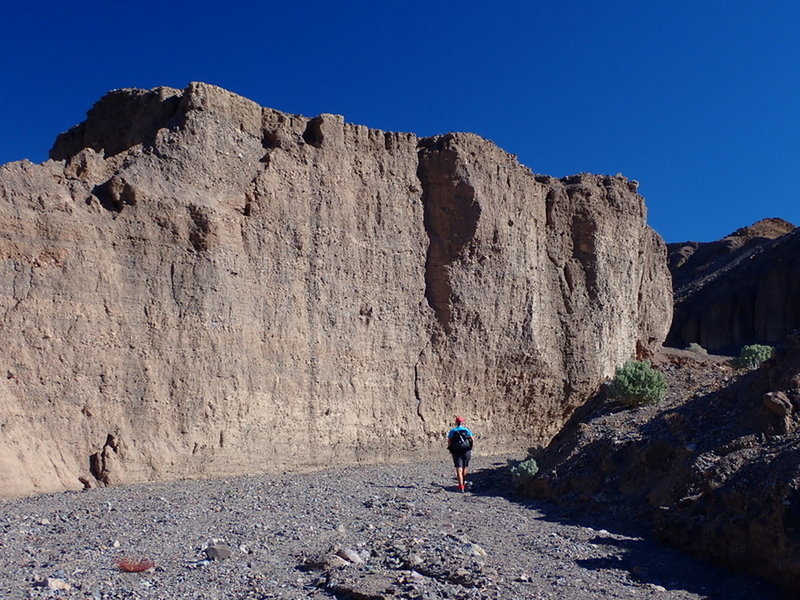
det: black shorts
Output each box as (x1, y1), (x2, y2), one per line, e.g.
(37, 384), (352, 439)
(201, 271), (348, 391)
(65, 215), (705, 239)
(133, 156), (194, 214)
(451, 450), (471, 468)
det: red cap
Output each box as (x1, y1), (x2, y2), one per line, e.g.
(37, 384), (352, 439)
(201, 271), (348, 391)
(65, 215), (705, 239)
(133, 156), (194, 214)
(455, 415), (465, 424)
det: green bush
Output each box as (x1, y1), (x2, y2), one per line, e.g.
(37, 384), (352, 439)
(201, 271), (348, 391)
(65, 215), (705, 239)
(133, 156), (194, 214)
(736, 344), (773, 369)
(609, 360), (667, 407)
(509, 458), (539, 486)
(685, 342), (708, 355)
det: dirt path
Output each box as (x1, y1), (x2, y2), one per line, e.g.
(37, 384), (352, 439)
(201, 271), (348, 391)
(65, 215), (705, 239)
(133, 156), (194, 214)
(0, 455), (787, 599)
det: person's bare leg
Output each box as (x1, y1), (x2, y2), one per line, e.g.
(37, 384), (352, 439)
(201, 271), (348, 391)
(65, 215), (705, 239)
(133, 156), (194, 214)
(456, 467), (465, 488)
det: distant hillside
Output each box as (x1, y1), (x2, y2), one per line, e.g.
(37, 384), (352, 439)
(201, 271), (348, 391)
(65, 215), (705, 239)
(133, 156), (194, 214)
(666, 218), (800, 353)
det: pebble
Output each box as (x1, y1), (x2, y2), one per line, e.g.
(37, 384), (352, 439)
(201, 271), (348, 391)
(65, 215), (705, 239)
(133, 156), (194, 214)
(0, 457), (786, 600)
(205, 544), (233, 561)
(336, 547), (364, 564)
(34, 577), (71, 591)
(461, 542), (488, 557)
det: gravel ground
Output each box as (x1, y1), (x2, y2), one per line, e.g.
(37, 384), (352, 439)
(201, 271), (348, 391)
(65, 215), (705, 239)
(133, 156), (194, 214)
(0, 455), (787, 600)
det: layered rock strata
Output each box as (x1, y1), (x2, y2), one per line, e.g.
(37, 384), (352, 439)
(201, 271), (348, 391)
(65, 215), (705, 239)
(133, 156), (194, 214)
(667, 218), (799, 353)
(0, 83), (671, 497)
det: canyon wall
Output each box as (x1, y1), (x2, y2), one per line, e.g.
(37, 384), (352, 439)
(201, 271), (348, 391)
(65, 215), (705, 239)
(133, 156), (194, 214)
(667, 218), (800, 353)
(0, 83), (671, 497)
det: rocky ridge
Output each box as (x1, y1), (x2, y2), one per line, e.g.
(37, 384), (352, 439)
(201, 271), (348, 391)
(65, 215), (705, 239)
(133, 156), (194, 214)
(667, 217), (799, 353)
(523, 336), (800, 594)
(0, 83), (671, 498)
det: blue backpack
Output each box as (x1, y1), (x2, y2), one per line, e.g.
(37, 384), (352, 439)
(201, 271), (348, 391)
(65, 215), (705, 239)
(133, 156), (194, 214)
(450, 429), (473, 451)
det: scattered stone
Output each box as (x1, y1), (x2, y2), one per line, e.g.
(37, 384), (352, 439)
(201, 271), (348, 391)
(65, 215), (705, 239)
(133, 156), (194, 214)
(406, 554), (424, 567)
(300, 551), (350, 571)
(335, 547), (364, 565)
(461, 542), (487, 557)
(33, 577), (71, 591)
(205, 544), (233, 561)
(0, 457), (785, 600)
(328, 556), (351, 569)
(189, 559), (211, 568)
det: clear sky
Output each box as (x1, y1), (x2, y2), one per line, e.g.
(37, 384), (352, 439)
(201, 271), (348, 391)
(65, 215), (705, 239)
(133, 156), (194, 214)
(2, 1), (798, 242)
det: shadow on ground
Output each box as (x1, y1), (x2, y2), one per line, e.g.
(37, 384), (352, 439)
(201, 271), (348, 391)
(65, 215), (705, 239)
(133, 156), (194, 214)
(465, 461), (789, 600)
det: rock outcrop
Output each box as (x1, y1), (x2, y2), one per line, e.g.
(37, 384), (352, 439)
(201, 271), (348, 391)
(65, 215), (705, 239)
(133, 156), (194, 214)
(667, 218), (799, 353)
(524, 339), (800, 594)
(0, 83), (672, 498)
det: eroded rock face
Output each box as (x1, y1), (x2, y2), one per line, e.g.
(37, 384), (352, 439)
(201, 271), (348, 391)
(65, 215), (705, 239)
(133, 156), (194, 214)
(667, 218), (799, 353)
(0, 82), (671, 497)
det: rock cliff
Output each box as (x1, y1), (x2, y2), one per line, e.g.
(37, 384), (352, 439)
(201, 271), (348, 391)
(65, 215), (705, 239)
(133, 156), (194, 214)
(0, 83), (672, 497)
(667, 218), (799, 353)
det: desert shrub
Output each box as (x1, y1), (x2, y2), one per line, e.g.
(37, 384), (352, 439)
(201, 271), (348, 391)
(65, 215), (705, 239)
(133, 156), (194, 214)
(509, 458), (539, 486)
(685, 342), (708, 355)
(735, 344), (773, 369)
(609, 360), (667, 407)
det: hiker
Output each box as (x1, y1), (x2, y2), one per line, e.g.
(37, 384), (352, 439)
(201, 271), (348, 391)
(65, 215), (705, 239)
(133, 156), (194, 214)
(447, 416), (474, 492)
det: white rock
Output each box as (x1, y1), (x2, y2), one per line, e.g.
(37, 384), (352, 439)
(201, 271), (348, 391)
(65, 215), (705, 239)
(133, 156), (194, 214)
(461, 542), (487, 557)
(34, 577), (71, 591)
(336, 547), (364, 564)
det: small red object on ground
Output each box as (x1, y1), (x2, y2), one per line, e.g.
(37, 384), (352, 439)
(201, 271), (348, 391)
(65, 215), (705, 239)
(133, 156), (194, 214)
(115, 557), (156, 572)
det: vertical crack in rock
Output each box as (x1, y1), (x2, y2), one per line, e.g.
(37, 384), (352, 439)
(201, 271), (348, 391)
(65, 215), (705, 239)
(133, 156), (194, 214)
(187, 204), (214, 252)
(570, 209), (600, 301)
(416, 137), (481, 335)
(413, 349), (426, 424)
(88, 434), (120, 486)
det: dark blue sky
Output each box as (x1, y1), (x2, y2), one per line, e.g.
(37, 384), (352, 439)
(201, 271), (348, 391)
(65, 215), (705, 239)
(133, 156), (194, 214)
(2, 1), (798, 242)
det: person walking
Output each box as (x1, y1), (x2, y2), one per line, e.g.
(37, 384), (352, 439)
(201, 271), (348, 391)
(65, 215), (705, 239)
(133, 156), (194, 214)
(447, 416), (474, 492)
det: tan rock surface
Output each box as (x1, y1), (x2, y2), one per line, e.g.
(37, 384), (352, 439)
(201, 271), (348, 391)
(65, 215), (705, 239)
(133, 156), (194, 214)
(0, 83), (671, 497)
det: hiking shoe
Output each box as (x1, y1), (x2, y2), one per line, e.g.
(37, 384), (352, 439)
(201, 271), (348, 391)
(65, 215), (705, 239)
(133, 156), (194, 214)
(458, 484), (465, 492)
